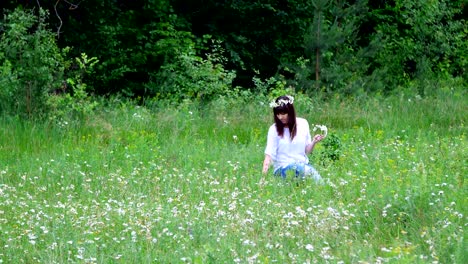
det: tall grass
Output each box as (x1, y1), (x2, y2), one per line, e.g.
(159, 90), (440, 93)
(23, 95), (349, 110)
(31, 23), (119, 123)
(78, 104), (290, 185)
(0, 88), (466, 263)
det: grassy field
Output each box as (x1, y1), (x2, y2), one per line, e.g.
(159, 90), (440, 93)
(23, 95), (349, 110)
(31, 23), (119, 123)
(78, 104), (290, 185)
(0, 89), (466, 263)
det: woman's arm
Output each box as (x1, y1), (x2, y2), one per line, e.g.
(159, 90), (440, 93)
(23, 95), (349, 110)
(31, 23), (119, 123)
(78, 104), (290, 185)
(306, 134), (325, 154)
(262, 154), (272, 174)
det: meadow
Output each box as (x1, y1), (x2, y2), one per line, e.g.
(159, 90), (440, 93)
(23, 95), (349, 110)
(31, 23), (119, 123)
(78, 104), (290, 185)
(0, 89), (466, 263)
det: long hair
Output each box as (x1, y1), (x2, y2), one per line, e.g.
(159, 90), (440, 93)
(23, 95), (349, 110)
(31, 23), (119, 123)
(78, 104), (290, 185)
(272, 96), (297, 140)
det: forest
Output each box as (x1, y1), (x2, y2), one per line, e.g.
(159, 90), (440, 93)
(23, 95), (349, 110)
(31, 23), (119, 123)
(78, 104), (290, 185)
(0, 0), (467, 118)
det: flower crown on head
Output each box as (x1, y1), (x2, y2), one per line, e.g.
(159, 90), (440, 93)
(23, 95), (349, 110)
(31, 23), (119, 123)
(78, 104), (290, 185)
(269, 95), (294, 108)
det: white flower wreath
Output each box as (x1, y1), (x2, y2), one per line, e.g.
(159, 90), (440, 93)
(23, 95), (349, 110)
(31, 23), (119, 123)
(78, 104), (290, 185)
(269, 95), (294, 108)
(313, 124), (328, 138)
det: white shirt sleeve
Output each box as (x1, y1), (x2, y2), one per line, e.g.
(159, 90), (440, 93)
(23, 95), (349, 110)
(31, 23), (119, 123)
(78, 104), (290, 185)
(264, 124), (278, 159)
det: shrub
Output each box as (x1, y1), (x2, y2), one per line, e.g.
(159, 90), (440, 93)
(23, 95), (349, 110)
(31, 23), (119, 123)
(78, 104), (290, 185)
(47, 53), (99, 123)
(0, 8), (69, 118)
(146, 36), (236, 103)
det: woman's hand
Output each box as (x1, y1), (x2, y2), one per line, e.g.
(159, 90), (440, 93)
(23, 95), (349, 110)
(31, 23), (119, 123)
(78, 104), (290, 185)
(306, 134), (325, 154)
(262, 155), (271, 174)
(312, 134), (325, 144)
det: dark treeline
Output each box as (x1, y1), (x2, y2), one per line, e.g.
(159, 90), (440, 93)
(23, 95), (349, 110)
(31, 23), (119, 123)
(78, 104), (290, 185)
(1, 0), (467, 99)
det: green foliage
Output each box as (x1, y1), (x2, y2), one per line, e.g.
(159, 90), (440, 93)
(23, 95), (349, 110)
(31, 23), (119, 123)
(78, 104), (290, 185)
(282, 57), (315, 93)
(172, 0), (320, 86)
(252, 75), (288, 96)
(175, 0), (466, 94)
(1, 0), (466, 99)
(0, 53), (18, 113)
(147, 36), (236, 102)
(53, 0), (191, 96)
(0, 8), (68, 118)
(317, 133), (342, 164)
(279, 0), (369, 95)
(47, 53), (99, 122)
(369, 0), (467, 90)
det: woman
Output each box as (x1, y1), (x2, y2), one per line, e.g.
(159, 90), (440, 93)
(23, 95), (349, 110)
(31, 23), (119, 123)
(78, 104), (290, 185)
(262, 95), (325, 181)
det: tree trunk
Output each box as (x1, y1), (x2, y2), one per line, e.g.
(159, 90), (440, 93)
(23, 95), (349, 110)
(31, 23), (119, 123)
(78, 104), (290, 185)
(315, 10), (321, 91)
(316, 47), (320, 90)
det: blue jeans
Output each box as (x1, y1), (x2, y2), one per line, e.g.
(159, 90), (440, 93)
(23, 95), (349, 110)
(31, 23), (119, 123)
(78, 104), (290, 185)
(274, 163), (322, 182)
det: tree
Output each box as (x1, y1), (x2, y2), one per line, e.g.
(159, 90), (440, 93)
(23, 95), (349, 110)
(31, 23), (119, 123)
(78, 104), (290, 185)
(298, 0), (367, 92)
(367, 0), (467, 90)
(0, 8), (68, 118)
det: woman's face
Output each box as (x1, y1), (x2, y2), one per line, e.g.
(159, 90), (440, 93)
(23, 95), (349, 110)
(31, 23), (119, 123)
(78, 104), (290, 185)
(276, 112), (289, 124)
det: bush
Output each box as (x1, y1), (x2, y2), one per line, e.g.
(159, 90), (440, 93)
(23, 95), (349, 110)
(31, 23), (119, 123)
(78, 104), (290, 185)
(46, 53), (100, 123)
(146, 36), (236, 103)
(0, 8), (69, 118)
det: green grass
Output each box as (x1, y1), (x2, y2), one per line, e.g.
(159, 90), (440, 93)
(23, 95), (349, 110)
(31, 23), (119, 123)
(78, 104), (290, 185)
(0, 89), (466, 263)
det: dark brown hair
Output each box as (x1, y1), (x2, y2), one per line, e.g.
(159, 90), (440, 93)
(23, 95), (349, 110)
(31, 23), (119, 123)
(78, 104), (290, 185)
(272, 96), (297, 140)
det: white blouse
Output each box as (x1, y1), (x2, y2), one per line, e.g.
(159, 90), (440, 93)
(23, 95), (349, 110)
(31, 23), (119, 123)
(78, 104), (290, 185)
(264, 117), (312, 171)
